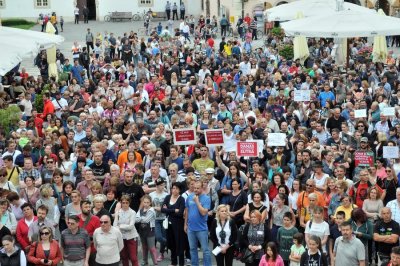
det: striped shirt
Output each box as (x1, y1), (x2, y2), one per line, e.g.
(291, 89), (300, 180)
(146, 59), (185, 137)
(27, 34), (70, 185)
(60, 228), (91, 261)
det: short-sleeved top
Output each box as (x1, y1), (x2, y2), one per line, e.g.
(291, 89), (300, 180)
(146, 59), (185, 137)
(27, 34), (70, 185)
(374, 219), (400, 256)
(272, 205), (291, 227)
(333, 236), (365, 266)
(185, 194), (211, 232)
(305, 220), (330, 253)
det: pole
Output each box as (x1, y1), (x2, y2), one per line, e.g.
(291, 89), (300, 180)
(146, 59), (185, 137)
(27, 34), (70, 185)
(346, 38), (349, 69)
(242, 0), (244, 18)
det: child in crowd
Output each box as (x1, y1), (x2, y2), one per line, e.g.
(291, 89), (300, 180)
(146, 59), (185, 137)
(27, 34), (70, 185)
(259, 242), (285, 266)
(289, 233), (306, 266)
(329, 211), (345, 265)
(299, 235), (328, 266)
(136, 195), (158, 266)
(278, 212), (299, 265)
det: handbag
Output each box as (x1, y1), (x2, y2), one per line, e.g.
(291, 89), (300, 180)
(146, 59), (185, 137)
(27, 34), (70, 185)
(162, 218), (168, 229)
(240, 248), (255, 264)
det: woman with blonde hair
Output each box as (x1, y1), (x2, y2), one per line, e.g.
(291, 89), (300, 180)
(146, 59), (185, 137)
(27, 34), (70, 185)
(210, 204), (238, 266)
(36, 184), (60, 238)
(241, 210), (271, 266)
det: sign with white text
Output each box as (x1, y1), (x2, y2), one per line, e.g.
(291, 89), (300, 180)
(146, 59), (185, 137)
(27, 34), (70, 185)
(173, 128), (196, 145)
(205, 129), (224, 146)
(237, 141), (258, 157)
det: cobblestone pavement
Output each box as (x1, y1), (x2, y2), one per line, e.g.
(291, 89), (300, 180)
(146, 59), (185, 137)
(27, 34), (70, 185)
(21, 20), (266, 77)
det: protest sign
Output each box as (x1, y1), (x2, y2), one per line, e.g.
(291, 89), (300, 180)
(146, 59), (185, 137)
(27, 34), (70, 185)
(383, 107), (396, 117)
(294, 90), (311, 102)
(354, 109), (367, 118)
(173, 128), (196, 145)
(354, 150), (374, 167)
(237, 142), (258, 157)
(205, 129), (224, 146)
(267, 133), (286, 147)
(383, 146), (399, 159)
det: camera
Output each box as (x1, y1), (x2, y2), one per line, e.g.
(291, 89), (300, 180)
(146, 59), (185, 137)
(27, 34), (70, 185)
(44, 259), (48, 264)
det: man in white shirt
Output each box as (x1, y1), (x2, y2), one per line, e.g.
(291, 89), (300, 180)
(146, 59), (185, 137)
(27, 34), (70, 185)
(52, 92), (68, 119)
(93, 215), (123, 266)
(18, 93), (33, 119)
(88, 98), (104, 115)
(387, 188), (400, 225)
(198, 64), (211, 84)
(239, 57), (251, 76)
(121, 79), (135, 106)
(2, 141), (21, 163)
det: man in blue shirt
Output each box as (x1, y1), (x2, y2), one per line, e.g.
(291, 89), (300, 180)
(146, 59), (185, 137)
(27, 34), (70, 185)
(318, 83), (335, 107)
(185, 181), (212, 266)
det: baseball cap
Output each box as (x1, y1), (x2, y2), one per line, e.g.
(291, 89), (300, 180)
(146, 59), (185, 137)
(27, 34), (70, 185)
(205, 168), (215, 174)
(360, 137), (368, 143)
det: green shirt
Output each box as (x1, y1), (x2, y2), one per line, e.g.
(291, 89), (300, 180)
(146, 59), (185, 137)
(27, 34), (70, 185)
(277, 226), (299, 260)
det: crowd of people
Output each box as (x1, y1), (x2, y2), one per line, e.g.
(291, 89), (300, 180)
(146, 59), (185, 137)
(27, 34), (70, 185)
(2, 8), (400, 266)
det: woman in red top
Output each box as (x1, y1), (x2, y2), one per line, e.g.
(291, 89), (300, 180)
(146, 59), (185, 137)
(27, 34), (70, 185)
(27, 226), (62, 265)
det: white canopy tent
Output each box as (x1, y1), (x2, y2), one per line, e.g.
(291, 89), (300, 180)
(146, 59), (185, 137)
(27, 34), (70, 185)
(0, 26), (64, 76)
(264, 0), (374, 22)
(281, 9), (400, 38)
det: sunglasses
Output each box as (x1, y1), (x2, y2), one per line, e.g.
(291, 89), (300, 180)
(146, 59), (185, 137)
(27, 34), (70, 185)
(119, 144), (125, 147)
(47, 161), (54, 163)
(100, 221), (109, 224)
(306, 184), (314, 187)
(40, 232), (50, 236)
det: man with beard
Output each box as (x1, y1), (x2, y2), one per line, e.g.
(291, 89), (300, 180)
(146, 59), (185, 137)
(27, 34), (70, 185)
(28, 205), (54, 242)
(78, 200), (100, 266)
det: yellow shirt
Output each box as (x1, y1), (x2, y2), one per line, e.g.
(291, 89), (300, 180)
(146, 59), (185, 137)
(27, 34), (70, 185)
(6, 166), (22, 187)
(224, 44), (232, 56)
(334, 204), (358, 221)
(192, 158), (214, 174)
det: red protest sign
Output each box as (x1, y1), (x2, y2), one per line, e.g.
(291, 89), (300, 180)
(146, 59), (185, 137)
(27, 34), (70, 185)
(205, 129), (224, 146)
(173, 128), (196, 145)
(237, 141), (258, 157)
(354, 150), (374, 167)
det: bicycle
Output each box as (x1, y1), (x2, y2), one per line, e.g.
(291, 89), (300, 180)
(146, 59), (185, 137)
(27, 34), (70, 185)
(104, 12), (112, 22)
(133, 10), (152, 21)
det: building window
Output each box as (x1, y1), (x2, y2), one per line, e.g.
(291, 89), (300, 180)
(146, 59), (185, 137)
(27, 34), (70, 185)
(139, 0), (153, 6)
(35, 0), (49, 7)
(0, 0), (5, 8)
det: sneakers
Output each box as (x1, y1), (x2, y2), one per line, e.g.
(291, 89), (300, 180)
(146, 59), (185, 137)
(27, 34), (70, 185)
(157, 254), (164, 262)
(185, 259), (191, 266)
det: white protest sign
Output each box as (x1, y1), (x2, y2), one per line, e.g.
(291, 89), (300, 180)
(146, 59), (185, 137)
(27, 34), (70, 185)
(294, 90), (311, 102)
(354, 109), (367, 118)
(383, 146), (399, 159)
(267, 133), (286, 147)
(383, 107), (396, 117)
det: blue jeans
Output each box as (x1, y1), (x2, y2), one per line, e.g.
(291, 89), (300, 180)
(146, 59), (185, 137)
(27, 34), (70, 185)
(187, 230), (211, 266)
(155, 220), (166, 253)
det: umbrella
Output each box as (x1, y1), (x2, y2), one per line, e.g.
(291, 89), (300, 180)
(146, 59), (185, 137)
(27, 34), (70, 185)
(264, 0), (374, 21)
(0, 26), (64, 76)
(46, 22), (58, 81)
(293, 12), (309, 64)
(281, 9), (400, 38)
(372, 9), (388, 63)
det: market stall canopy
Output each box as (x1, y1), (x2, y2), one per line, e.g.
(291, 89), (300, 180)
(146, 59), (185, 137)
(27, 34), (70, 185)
(264, 0), (374, 21)
(0, 26), (64, 76)
(281, 9), (400, 38)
